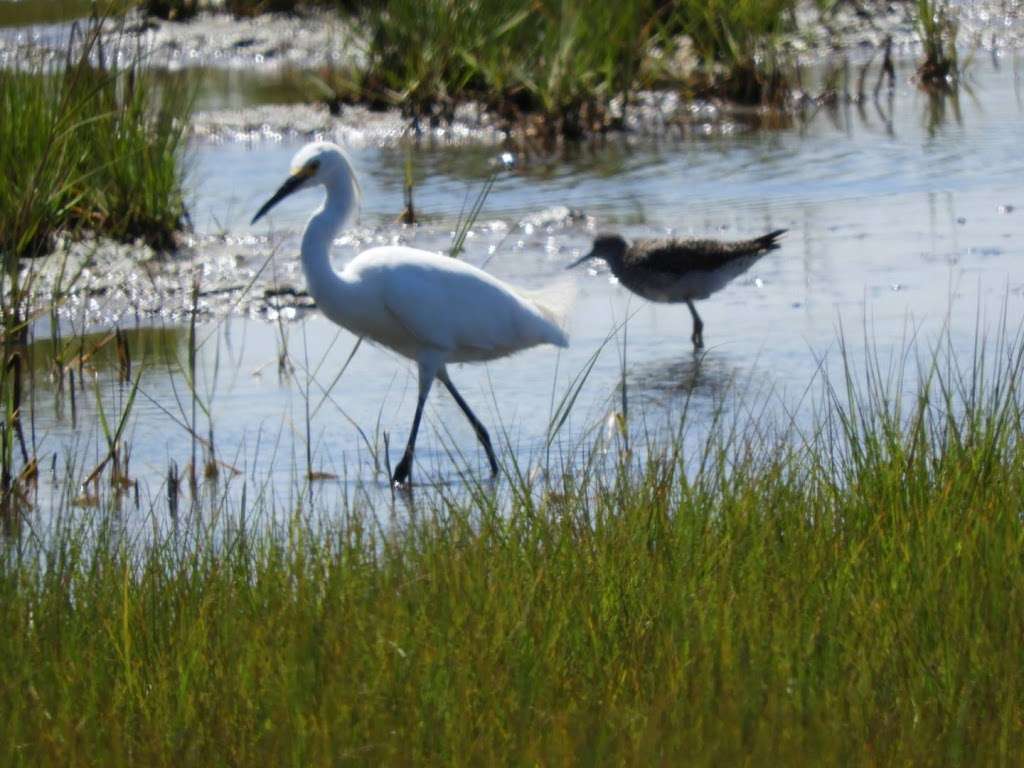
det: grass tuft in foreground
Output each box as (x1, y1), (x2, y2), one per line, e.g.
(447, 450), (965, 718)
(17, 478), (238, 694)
(2, 326), (1024, 763)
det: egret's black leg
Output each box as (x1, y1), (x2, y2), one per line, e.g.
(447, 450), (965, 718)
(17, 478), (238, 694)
(392, 364), (436, 486)
(438, 368), (499, 475)
(686, 300), (704, 350)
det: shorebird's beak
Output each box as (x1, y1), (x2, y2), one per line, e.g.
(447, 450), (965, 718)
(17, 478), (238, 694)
(566, 249), (596, 270)
(251, 168), (311, 224)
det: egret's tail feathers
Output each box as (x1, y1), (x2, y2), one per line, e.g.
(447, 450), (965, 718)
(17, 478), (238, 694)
(519, 277), (576, 347)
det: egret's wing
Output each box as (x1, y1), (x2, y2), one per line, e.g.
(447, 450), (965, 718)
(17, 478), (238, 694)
(379, 258), (553, 355)
(380, 264), (498, 353)
(381, 293), (450, 351)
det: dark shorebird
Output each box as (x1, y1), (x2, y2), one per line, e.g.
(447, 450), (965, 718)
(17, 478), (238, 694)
(567, 229), (786, 350)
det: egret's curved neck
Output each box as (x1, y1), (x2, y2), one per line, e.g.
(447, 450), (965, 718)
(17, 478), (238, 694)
(300, 170), (358, 315)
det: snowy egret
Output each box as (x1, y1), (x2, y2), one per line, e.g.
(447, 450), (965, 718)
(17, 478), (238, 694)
(252, 142), (569, 485)
(567, 230), (786, 350)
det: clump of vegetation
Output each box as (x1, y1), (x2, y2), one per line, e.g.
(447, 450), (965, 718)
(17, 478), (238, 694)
(673, 0), (794, 104)
(347, 0), (798, 140)
(2, 325), (1024, 762)
(916, 0), (959, 90)
(359, 0), (642, 136)
(0, 23), (190, 260)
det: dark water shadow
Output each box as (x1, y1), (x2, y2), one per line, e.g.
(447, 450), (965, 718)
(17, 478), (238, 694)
(25, 325), (185, 379)
(617, 351), (749, 410)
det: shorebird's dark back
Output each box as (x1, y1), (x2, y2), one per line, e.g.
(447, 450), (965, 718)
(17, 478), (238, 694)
(623, 229), (787, 275)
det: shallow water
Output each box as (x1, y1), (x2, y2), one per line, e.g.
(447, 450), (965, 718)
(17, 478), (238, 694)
(18, 53), (1024, 517)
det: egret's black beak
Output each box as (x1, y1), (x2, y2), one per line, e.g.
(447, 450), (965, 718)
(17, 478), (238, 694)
(251, 173), (307, 225)
(566, 249), (596, 270)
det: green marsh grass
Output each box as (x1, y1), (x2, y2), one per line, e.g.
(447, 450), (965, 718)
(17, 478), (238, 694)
(671, 0), (795, 104)
(2, 324), (1024, 763)
(351, 0), (799, 137)
(0, 17), (191, 261)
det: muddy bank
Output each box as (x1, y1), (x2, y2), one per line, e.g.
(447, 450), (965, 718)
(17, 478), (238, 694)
(191, 101), (505, 147)
(191, 91), (782, 147)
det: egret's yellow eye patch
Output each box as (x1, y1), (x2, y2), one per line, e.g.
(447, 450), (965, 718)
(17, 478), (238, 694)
(290, 161), (319, 179)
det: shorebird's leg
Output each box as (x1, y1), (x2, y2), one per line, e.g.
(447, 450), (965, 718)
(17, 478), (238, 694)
(437, 367), (499, 475)
(392, 360), (438, 485)
(686, 300), (704, 350)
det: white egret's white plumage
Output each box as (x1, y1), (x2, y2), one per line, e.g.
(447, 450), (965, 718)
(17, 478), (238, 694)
(252, 141), (569, 485)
